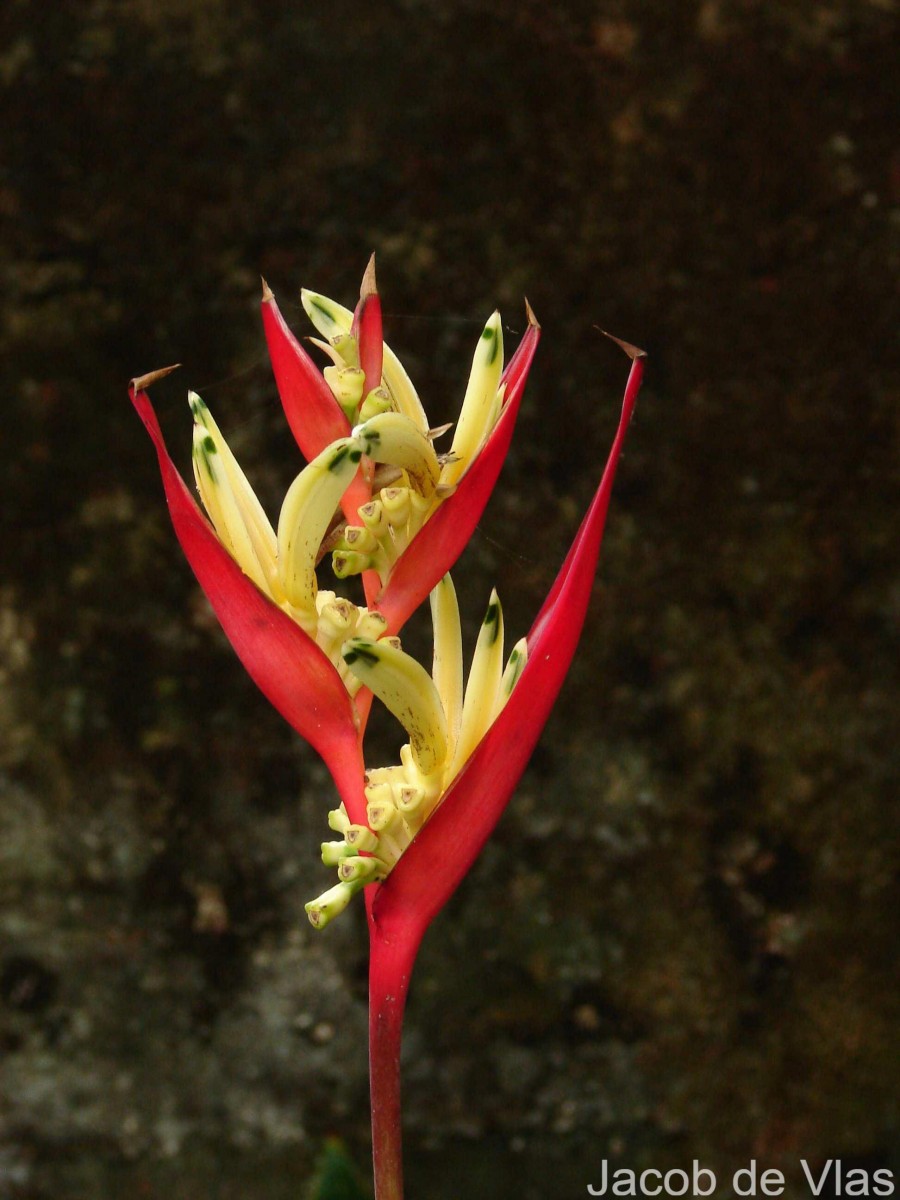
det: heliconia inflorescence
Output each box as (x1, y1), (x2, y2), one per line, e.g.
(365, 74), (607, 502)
(131, 256), (644, 1200)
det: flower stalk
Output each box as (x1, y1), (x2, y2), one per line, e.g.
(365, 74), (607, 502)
(367, 913), (425, 1200)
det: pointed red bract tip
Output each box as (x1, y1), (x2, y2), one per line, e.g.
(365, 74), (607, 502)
(360, 253), (378, 300)
(599, 329), (647, 360)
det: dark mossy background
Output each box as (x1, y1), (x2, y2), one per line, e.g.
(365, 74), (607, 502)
(1, 1), (898, 1198)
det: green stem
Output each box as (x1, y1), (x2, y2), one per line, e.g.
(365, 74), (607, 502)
(367, 910), (425, 1200)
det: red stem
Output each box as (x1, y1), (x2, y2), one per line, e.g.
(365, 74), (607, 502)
(367, 912), (425, 1200)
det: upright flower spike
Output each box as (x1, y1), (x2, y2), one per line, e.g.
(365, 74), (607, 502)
(131, 272), (643, 1200)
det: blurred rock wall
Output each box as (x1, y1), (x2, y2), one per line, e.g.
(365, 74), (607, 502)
(1, 1), (898, 1196)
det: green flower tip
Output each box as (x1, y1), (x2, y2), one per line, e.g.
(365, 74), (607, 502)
(305, 880), (360, 930)
(341, 639), (380, 668)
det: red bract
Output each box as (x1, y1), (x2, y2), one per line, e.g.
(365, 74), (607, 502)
(261, 285), (372, 539)
(260, 283), (350, 460)
(364, 349), (645, 1200)
(375, 309), (541, 633)
(129, 376), (369, 829)
(352, 257), (384, 399)
(259, 260), (385, 615)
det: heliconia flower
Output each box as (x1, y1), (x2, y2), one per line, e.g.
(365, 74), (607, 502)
(131, 337), (641, 913)
(130, 280), (643, 1200)
(261, 257), (541, 631)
